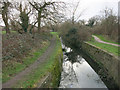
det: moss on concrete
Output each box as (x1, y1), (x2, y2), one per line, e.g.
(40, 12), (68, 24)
(48, 32), (63, 87)
(81, 42), (119, 89)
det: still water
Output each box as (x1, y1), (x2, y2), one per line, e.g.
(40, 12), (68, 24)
(59, 43), (108, 89)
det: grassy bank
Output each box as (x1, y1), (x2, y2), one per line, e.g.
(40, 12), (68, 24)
(93, 35), (120, 45)
(1, 31), (17, 34)
(88, 37), (119, 56)
(3, 40), (50, 83)
(13, 32), (63, 88)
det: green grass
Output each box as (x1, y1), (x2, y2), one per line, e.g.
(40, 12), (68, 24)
(50, 32), (58, 35)
(2, 41), (50, 83)
(1, 31), (17, 34)
(93, 34), (120, 45)
(88, 37), (119, 56)
(13, 33), (63, 88)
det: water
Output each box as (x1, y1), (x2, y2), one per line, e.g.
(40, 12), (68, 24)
(59, 41), (108, 89)
(73, 58), (107, 88)
(59, 55), (79, 88)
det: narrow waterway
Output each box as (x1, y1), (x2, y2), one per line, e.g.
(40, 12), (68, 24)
(59, 40), (108, 89)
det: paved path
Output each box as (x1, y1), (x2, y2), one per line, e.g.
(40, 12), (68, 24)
(92, 35), (120, 47)
(3, 36), (56, 88)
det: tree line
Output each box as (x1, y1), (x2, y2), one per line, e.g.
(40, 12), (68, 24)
(0, 0), (65, 34)
(58, 8), (118, 50)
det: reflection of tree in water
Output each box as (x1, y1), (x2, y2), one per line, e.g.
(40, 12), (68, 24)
(65, 49), (82, 63)
(63, 49), (81, 84)
(65, 51), (77, 63)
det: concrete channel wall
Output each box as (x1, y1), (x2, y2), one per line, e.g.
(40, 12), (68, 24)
(82, 42), (120, 88)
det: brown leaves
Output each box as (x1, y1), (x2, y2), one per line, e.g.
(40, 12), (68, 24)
(2, 33), (48, 66)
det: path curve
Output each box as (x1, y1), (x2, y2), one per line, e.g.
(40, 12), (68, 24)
(92, 35), (120, 47)
(3, 36), (56, 88)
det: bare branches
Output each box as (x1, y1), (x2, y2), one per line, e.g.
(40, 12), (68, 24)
(29, 2), (39, 11)
(0, 0), (11, 33)
(0, 0), (66, 34)
(71, 0), (81, 24)
(29, 0), (66, 31)
(73, 0), (80, 17)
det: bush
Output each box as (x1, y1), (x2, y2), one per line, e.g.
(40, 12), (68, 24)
(2, 33), (51, 67)
(91, 9), (118, 42)
(59, 21), (91, 49)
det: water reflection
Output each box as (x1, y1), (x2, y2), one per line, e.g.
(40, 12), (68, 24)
(59, 57), (79, 88)
(73, 58), (107, 88)
(59, 43), (108, 89)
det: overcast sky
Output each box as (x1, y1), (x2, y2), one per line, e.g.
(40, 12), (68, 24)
(61, 0), (119, 21)
(80, 0), (118, 20)
(0, 0), (119, 26)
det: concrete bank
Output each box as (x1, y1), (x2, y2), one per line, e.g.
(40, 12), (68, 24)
(82, 42), (120, 89)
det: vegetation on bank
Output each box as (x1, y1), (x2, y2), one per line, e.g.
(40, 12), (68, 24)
(90, 8), (118, 42)
(1, 31), (16, 34)
(57, 8), (118, 58)
(1, 0), (118, 88)
(87, 37), (119, 56)
(2, 33), (51, 83)
(93, 35), (120, 45)
(13, 32), (63, 88)
(59, 22), (92, 50)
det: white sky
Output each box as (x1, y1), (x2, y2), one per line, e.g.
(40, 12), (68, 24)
(0, 0), (119, 26)
(80, 0), (119, 20)
(62, 0), (119, 21)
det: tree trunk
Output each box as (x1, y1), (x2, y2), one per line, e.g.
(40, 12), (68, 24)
(5, 20), (10, 34)
(2, 11), (10, 34)
(38, 12), (41, 32)
(72, 16), (75, 25)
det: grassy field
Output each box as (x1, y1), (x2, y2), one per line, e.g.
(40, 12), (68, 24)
(2, 40), (50, 83)
(13, 32), (63, 88)
(88, 37), (119, 56)
(93, 34), (119, 45)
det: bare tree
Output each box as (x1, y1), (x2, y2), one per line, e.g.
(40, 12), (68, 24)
(0, 0), (11, 34)
(19, 3), (31, 33)
(69, 0), (85, 24)
(71, 0), (80, 24)
(29, 0), (65, 32)
(10, 1), (37, 34)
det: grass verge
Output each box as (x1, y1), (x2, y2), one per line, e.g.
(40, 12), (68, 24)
(13, 32), (63, 88)
(1, 31), (17, 34)
(2, 40), (50, 83)
(88, 37), (119, 56)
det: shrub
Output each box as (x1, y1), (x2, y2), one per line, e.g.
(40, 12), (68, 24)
(59, 21), (91, 49)
(2, 33), (51, 67)
(91, 9), (118, 42)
